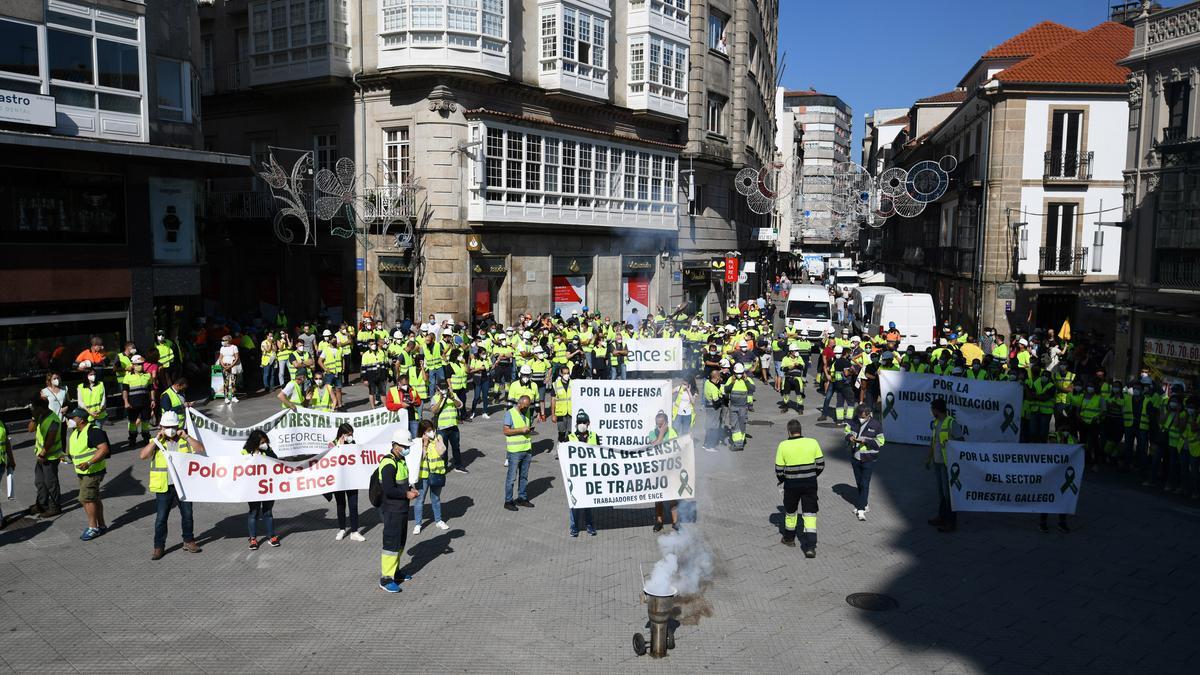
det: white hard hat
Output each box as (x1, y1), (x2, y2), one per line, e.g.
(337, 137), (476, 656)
(159, 411), (180, 427)
(78, 360), (93, 370)
(420, 323), (431, 333)
(522, 331), (531, 339)
(733, 363), (746, 374)
(851, 335), (861, 343)
(520, 365), (533, 375)
(738, 340), (748, 348)
(322, 329), (332, 337)
(789, 345), (800, 352)
(834, 346), (845, 354)
(393, 330), (404, 339)
(1019, 338), (1029, 346)
(131, 354), (145, 364)
(533, 346), (544, 355)
(391, 429), (412, 446)
(938, 338), (948, 346)
(719, 358), (731, 368)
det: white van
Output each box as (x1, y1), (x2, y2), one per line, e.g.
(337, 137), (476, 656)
(870, 293), (938, 350)
(782, 285), (834, 338)
(851, 286), (901, 334)
(832, 269), (860, 296)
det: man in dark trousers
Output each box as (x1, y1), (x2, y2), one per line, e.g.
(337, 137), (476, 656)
(378, 429), (419, 593)
(844, 404), (885, 522)
(775, 419), (824, 557)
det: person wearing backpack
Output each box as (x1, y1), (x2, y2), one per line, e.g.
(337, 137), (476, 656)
(375, 428), (419, 593)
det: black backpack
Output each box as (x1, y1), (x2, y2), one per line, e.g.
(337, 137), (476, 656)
(368, 463), (384, 507)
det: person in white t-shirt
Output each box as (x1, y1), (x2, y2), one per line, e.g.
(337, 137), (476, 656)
(216, 335), (241, 404)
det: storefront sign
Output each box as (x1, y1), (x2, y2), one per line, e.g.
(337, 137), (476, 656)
(755, 228), (777, 241)
(378, 255), (415, 274)
(710, 257), (726, 271)
(0, 89), (55, 127)
(1143, 337), (1200, 362)
(552, 256), (593, 275)
(682, 266), (709, 283)
(148, 177), (197, 264)
(466, 234), (482, 251)
(625, 256), (656, 272)
(724, 256), (740, 284)
(471, 255), (507, 277)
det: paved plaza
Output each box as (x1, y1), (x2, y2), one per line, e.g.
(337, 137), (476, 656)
(1, 382), (1198, 674)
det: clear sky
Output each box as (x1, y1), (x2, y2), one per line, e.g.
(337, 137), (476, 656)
(777, 0), (1168, 155)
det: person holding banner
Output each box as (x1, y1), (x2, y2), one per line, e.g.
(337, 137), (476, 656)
(648, 411), (680, 532)
(139, 411), (204, 560)
(378, 429), (419, 593)
(309, 372), (335, 412)
(242, 431), (280, 550)
(702, 368), (726, 452)
(775, 419), (824, 557)
(566, 411), (599, 537)
(926, 398), (964, 533)
(277, 368), (310, 411)
(844, 405), (884, 522)
(328, 424), (366, 542)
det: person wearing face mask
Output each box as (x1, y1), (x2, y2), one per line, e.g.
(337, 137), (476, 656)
(73, 336), (109, 376)
(121, 355), (156, 446)
(155, 330), (178, 388)
(648, 411), (680, 531)
(309, 371), (335, 412)
(550, 366), (574, 444)
(362, 339), (388, 408)
(672, 379), (696, 438)
(507, 365), (543, 417)
(242, 431), (279, 550)
(115, 342), (137, 380)
(566, 411), (599, 537)
(76, 367), (107, 428)
(431, 379), (465, 472)
(411, 419), (450, 534)
(1147, 393), (1184, 490)
(277, 367), (310, 411)
(844, 405), (885, 521)
(41, 372), (68, 419)
(160, 377), (190, 420)
(1122, 380), (1146, 470)
(377, 429), (419, 592)
(385, 372), (423, 439)
(1076, 383), (1104, 470)
(724, 363), (755, 451)
(327, 423), (366, 541)
(139, 411), (204, 560)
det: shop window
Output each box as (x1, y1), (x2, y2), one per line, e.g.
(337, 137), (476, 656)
(0, 166), (126, 244)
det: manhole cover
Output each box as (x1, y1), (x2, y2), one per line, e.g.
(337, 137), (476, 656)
(845, 593), (899, 611)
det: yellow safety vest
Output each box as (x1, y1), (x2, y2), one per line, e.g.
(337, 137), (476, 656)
(435, 391), (459, 429)
(77, 383), (107, 421)
(506, 408), (533, 453)
(419, 443), (446, 479)
(449, 362), (468, 390)
(552, 379), (572, 417)
(69, 424), (106, 475)
(35, 413), (64, 461)
(156, 342), (175, 368)
(310, 385), (333, 412)
(149, 437), (193, 493)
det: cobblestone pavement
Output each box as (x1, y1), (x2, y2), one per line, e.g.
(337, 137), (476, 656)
(1, 379), (1198, 674)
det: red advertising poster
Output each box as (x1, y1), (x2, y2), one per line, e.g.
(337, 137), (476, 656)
(552, 275), (586, 315)
(624, 274), (650, 324)
(472, 279), (491, 317)
(724, 256), (740, 284)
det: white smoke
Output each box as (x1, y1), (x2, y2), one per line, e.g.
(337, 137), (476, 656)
(644, 523), (715, 596)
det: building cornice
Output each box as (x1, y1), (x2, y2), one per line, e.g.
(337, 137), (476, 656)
(463, 108), (685, 151)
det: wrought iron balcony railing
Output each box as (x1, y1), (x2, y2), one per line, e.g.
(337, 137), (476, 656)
(1039, 246), (1088, 276)
(1043, 150), (1093, 181)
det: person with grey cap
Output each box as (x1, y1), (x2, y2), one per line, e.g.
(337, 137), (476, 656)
(566, 411), (599, 537)
(65, 406), (110, 541)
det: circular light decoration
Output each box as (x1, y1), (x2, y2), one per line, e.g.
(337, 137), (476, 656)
(906, 160), (949, 203)
(735, 168), (760, 196)
(939, 155), (958, 173)
(892, 191), (926, 218)
(878, 167), (908, 197)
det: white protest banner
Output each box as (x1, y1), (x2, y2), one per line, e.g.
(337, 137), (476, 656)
(626, 338), (684, 372)
(165, 444), (388, 503)
(945, 441), (1083, 514)
(186, 407), (408, 458)
(877, 370), (1022, 445)
(571, 379), (672, 448)
(558, 435), (696, 508)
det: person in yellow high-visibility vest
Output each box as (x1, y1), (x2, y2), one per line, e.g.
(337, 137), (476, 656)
(503, 395), (536, 511)
(377, 429), (418, 593)
(925, 398), (964, 533)
(775, 418), (824, 557)
(29, 397), (64, 516)
(318, 331), (345, 411)
(66, 407), (111, 540)
(138, 411), (204, 560)
(549, 365), (573, 443)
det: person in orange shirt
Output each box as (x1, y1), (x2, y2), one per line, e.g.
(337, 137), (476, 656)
(73, 337), (108, 374)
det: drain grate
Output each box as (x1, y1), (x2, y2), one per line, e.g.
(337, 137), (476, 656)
(845, 593), (899, 611)
(747, 420), (774, 426)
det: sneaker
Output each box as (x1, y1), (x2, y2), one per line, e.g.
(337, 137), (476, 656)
(80, 527), (101, 541)
(268, 536), (281, 547)
(230, 396), (239, 403)
(504, 501), (519, 511)
(379, 580), (402, 593)
(482, 413), (491, 419)
(349, 531), (366, 542)
(453, 467), (468, 474)
(781, 537), (797, 547)
(653, 522), (664, 532)
(394, 572), (413, 582)
(248, 538), (259, 550)
(702, 447), (717, 453)
(504, 458), (509, 467)
(1038, 521), (1049, 533)
(413, 524), (422, 535)
(335, 529), (347, 541)
(587, 527), (597, 536)
(804, 548), (817, 558)
(570, 529), (579, 538)
(435, 520), (449, 530)
(514, 499), (535, 508)
(856, 510), (866, 521)
(182, 540), (202, 553)
(863, 505), (870, 513)
(1057, 521), (1071, 533)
